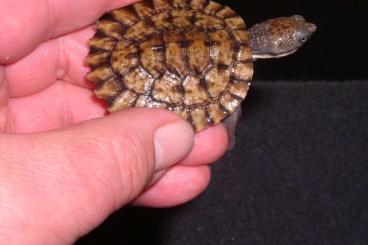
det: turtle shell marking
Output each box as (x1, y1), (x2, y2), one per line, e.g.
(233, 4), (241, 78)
(86, 0), (253, 131)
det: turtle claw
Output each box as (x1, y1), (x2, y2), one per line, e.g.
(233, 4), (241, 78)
(223, 106), (242, 150)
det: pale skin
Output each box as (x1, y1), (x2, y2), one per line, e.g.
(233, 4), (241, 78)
(0, 0), (228, 243)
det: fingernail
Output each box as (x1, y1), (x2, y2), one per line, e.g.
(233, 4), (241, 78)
(154, 121), (194, 170)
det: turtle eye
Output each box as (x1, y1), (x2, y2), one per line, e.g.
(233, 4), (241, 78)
(299, 37), (307, 43)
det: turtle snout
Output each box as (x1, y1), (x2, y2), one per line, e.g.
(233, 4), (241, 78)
(306, 23), (317, 34)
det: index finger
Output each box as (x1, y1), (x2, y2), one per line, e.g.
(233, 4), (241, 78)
(0, 0), (138, 64)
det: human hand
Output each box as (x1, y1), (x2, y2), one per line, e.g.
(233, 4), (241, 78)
(0, 0), (228, 243)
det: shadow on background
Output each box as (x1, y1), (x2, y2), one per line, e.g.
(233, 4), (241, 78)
(77, 207), (166, 244)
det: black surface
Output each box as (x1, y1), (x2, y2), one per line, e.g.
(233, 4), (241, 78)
(220, 0), (368, 81)
(77, 0), (368, 244)
(77, 82), (368, 245)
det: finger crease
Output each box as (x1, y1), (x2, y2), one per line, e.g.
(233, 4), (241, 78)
(56, 37), (68, 80)
(45, 0), (56, 38)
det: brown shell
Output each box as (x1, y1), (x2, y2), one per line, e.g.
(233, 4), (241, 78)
(86, 0), (253, 131)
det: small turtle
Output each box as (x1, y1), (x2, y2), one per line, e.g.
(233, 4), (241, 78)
(86, 0), (316, 147)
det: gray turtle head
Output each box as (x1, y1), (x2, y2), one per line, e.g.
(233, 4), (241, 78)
(249, 15), (317, 59)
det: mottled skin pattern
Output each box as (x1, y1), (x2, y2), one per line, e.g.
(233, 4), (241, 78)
(86, 0), (316, 148)
(249, 15), (317, 59)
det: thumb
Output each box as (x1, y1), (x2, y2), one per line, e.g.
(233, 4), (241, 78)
(0, 109), (193, 244)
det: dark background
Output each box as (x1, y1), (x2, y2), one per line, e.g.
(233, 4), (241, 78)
(77, 0), (368, 244)
(230, 0), (368, 81)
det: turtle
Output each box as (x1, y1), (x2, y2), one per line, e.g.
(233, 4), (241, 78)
(85, 0), (316, 148)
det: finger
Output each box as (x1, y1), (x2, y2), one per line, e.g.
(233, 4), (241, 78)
(180, 124), (228, 166)
(8, 81), (105, 133)
(8, 80), (229, 165)
(0, 0), (138, 64)
(0, 66), (10, 131)
(0, 109), (194, 243)
(5, 37), (62, 97)
(133, 125), (228, 207)
(133, 165), (211, 207)
(5, 27), (93, 98)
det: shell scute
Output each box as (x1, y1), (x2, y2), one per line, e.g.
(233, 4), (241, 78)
(203, 1), (223, 15)
(190, 0), (209, 10)
(215, 6), (237, 18)
(87, 0), (253, 132)
(207, 103), (228, 124)
(85, 49), (110, 68)
(194, 12), (223, 30)
(152, 0), (173, 11)
(109, 90), (138, 112)
(133, 1), (157, 18)
(135, 95), (168, 109)
(86, 65), (114, 83)
(232, 29), (250, 43)
(225, 16), (247, 30)
(152, 72), (184, 104)
(88, 34), (116, 50)
(139, 35), (165, 78)
(185, 30), (211, 73)
(182, 75), (209, 105)
(151, 12), (173, 30)
(110, 40), (138, 75)
(124, 20), (159, 42)
(220, 92), (242, 112)
(94, 77), (122, 101)
(96, 20), (125, 39)
(163, 32), (187, 77)
(190, 107), (212, 131)
(228, 81), (250, 99)
(205, 65), (231, 99)
(123, 68), (154, 94)
(209, 29), (235, 66)
(237, 45), (253, 61)
(173, 0), (190, 8)
(171, 9), (195, 30)
(233, 62), (253, 81)
(111, 7), (139, 26)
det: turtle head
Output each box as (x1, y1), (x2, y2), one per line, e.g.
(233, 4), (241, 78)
(249, 15), (317, 59)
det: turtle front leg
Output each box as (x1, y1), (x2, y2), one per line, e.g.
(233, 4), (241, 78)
(222, 106), (242, 150)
